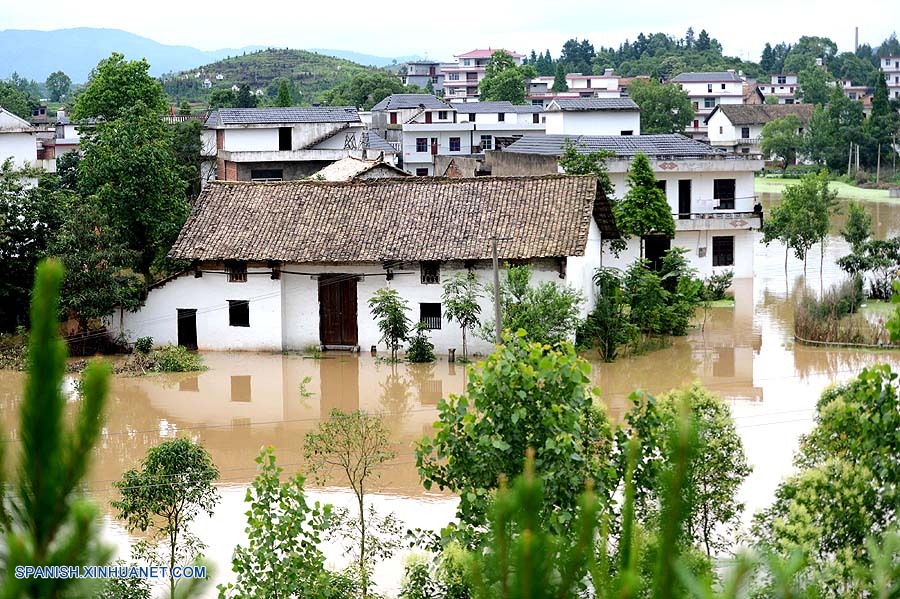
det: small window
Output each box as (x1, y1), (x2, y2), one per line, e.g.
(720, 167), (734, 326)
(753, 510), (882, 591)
(449, 137), (461, 152)
(741, 147), (750, 154)
(655, 180), (667, 196)
(713, 179), (736, 209)
(721, 83), (726, 90)
(712, 236), (734, 267)
(741, 127), (750, 139)
(278, 127), (291, 151)
(620, 130), (633, 136)
(480, 135), (492, 150)
(704, 97), (716, 108)
(420, 261), (440, 284)
(707, 84), (713, 93)
(438, 110), (447, 119)
(415, 168), (429, 176)
(498, 112), (505, 122)
(390, 112), (398, 124)
(719, 126), (724, 134)
(415, 138), (427, 152)
(250, 169), (283, 181)
(420, 302), (441, 330)
(226, 261), (247, 283)
(532, 113), (540, 124)
(777, 75), (787, 84)
(785, 98), (794, 104)
(228, 300), (250, 327)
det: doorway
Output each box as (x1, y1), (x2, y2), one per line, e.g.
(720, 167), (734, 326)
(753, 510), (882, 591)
(678, 180), (692, 219)
(177, 309), (197, 350)
(644, 235), (672, 271)
(318, 275), (359, 348)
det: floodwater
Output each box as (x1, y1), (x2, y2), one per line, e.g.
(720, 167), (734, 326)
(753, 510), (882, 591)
(1, 194), (899, 596)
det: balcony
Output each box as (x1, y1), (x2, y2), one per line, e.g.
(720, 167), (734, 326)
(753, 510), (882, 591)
(674, 211), (761, 232)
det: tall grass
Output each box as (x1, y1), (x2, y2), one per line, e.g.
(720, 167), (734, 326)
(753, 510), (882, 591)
(795, 277), (895, 346)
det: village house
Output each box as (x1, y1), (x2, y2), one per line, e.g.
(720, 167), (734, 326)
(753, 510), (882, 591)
(453, 101), (544, 152)
(203, 107), (398, 182)
(760, 74), (799, 104)
(705, 103), (814, 156)
(543, 98), (641, 136)
(402, 61), (454, 96)
(106, 176), (618, 354)
(671, 71), (745, 140)
(441, 49), (525, 102)
(0, 107), (36, 169)
(527, 70), (623, 106)
(491, 134), (763, 278)
(881, 55), (900, 100)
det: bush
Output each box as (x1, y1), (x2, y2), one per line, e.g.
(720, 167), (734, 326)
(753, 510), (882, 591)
(800, 276), (864, 321)
(702, 270), (733, 301)
(152, 344), (205, 372)
(133, 336), (153, 354)
(577, 268), (636, 362)
(407, 323), (436, 363)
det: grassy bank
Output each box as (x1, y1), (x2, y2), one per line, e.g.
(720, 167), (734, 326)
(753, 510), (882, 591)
(755, 176), (893, 201)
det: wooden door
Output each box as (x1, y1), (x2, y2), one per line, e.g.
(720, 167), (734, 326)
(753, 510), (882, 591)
(177, 309), (197, 350)
(318, 275), (358, 346)
(425, 112), (432, 124)
(678, 180), (691, 219)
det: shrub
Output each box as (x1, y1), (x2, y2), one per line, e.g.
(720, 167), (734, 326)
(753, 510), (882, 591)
(152, 344), (205, 372)
(133, 336), (153, 354)
(369, 288), (412, 360)
(577, 268), (636, 362)
(407, 322), (436, 363)
(702, 270), (734, 301)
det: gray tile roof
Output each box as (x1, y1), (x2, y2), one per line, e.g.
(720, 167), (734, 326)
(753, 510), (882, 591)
(454, 101), (542, 114)
(705, 103), (815, 126)
(362, 130), (398, 153)
(370, 94), (453, 111)
(503, 134), (725, 158)
(169, 175), (618, 263)
(206, 107), (361, 127)
(672, 71), (743, 83)
(547, 98), (639, 111)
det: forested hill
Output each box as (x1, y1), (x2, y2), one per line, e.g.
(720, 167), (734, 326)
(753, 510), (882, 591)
(160, 48), (378, 104)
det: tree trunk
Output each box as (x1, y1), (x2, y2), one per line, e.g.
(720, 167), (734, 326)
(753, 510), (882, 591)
(359, 492), (367, 599)
(169, 525), (177, 599)
(462, 327), (467, 362)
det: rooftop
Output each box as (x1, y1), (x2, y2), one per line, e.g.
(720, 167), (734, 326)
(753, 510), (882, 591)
(455, 49), (525, 59)
(503, 134), (726, 158)
(370, 94), (453, 111)
(453, 101), (542, 114)
(546, 98), (639, 112)
(311, 157), (411, 181)
(169, 175), (618, 263)
(206, 107), (361, 127)
(672, 71), (743, 83)
(706, 103), (816, 125)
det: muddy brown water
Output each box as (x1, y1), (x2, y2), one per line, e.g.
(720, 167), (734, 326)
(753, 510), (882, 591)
(1, 196), (899, 596)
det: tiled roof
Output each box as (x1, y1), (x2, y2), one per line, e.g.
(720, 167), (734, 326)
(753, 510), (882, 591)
(362, 130), (398, 153)
(546, 98), (639, 112)
(312, 157), (411, 181)
(503, 134), (725, 158)
(206, 107), (360, 126)
(706, 103), (816, 126)
(455, 49), (524, 59)
(169, 175), (618, 262)
(370, 94), (453, 111)
(454, 101), (542, 114)
(672, 71), (743, 83)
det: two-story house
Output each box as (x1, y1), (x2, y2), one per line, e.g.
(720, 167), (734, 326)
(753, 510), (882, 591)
(672, 71), (745, 140)
(543, 98), (640, 136)
(402, 61), (453, 96)
(880, 55), (900, 100)
(453, 102), (544, 153)
(760, 74), (799, 104)
(441, 49), (524, 102)
(527, 70), (622, 106)
(706, 104), (814, 156)
(0, 107), (36, 170)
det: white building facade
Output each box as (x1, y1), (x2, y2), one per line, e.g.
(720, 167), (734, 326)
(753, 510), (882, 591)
(543, 98), (640, 136)
(705, 104), (814, 156)
(881, 55), (900, 100)
(0, 108), (36, 169)
(441, 49), (525, 102)
(671, 71), (745, 140)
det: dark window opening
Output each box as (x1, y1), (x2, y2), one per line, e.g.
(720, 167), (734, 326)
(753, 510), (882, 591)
(620, 130), (633, 135)
(497, 112), (505, 122)
(390, 112), (398, 124)
(278, 127), (291, 151)
(712, 236), (734, 267)
(415, 168), (429, 176)
(226, 261), (248, 283)
(415, 137), (427, 152)
(420, 302), (441, 329)
(449, 137), (461, 151)
(533, 113), (540, 123)
(655, 180), (667, 196)
(438, 110), (447, 119)
(420, 261), (440, 284)
(741, 127), (750, 139)
(713, 179), (736, 209)
(250, 168), (283, 181)
(228, 300), (250, 327)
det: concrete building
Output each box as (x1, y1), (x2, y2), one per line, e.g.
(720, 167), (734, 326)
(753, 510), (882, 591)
(879, 55), (900, 100)
(441, 49), (524, 102)
(671, 71), (745, 140)
(453, 101), (544, 152)
(402, 61), (454, 96)
(760, 74), (799, 104)
(705, 104), (814, 156)
(543, 98), (640, 136)
(107, 176), (618, 354)
(527, 70), (622, 106)
(495, 134), (763, 278)
(0, 107), (36, 169)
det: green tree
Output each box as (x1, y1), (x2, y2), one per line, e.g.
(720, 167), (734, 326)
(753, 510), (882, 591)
(218, 447), (332, 599)
(551, 62), (568, 92)
(840, 201), (872, 253)
(761, 114), (803, 165)
(760, 43), (776, 73)
(0, 259), (113, 599)
(578, 268), (637, 361)
(796, 65), (831, 105)
(784, 36), (838, 74)
(628, 78), (694, 134)
(171, 119), (205, 200)
(614, 153), (675, 258)
(112, 438), (220, 599)
(441, 271), (483, 361)
(864, 73), (899, 164)
(207, 88), (237, 110)
(45, 70), (72, 102)
(276, 79), (292, 107)
(0, 80), (34, 119)
(368, 288), (412, 360)
(236, 84), (258, 108)
(322, 71), (414, 110)
(479, 50), (536, 104)
(416, 330), (614, 542)
(74, 53), (167, 120)
(802, 88), (866, 170)
(483, 264), (583, 345)
(178, 100), (191, 115)
(305, 410), (399, 599)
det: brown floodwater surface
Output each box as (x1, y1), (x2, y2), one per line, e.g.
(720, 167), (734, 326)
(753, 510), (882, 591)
(1, 196), (899, 596)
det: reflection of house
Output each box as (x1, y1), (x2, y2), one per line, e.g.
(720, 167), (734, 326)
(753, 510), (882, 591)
(108, 176), (618, 354)
(543, 98), (640, 136)
(494, 134), (763, 278)
(0, 107), (36, 169)
(706, 104), (814, 156)
(672, 71), (744, 140)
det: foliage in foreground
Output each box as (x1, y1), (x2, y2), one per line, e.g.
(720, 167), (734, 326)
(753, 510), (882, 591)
(121, 343), (206, 373)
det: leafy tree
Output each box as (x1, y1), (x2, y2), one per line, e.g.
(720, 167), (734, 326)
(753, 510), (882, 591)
(178, 100), (191, 115)
(796, 65), (830, 105)
(236, 84), (258, 108)
(276, 79), (292, 107)
(802, 88), (865, 170)
(368, 288), (412, 360)
(407, 322), (436, 363)
(218, 446), (332, 599)
(577, 267), (637, 361)
(783, 36), (838, 74)
(322, 71), (415, 110)
(416, 330), (614, 542)
(0, 80), (34, 119)
(761, 114), (803, 165)
(482, 264), (583, 345)
(45, 70), (72, 102)
(305, 410), (399, 599)
(695, 29), (712, 52)
(836, 237), (900, 299)
(479, 50), (536, 104)
(831, 51), (879, 86)
(614, 153), (675, 258)
(864, 73), (900, 162)
(760, 43), (776, 74)
(559, 38), (595, 74)
(112, 437), (220, 599)
(74, 53), (167, 120)
(207, 88), (237, 110)
(441, 271), (483, 360)
(171, 119), (205, 200)
(97, 561), (151, 599)
(551, 62), (568, 92)
(0, 260), (113, 599)
(840, 200), (872, 253)
(628, 78), (694, 134)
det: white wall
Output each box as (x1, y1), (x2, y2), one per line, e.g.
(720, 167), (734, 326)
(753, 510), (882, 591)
(223, 128), (279, 152)
(0, 132), (36, 168)
(544, 111), (640, 135)
(608, 170), (756, 214)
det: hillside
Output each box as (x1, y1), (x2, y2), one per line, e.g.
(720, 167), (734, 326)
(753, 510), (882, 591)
(0, 28), (262, 82)
(161, 48), (378, 104)
(309, 48), (425, 67)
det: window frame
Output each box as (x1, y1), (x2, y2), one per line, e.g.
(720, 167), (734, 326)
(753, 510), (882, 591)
(415, 137), (428, 152)
(713, 178), (736, 210)
(226, 261), (248, 283)
(419, 302), (442, 330)
(497, 112), (505, 122)
(712, 236), (735, 267)
(420, 261), (440, 285)
(449, 137), (461, 152)
(438, 110), (447, 120)
(480, 135), (493, 150)
(228, 299), (250, 327)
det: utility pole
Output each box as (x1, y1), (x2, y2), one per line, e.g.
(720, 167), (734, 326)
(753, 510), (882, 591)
(848, 142), (853, 177)
(876, 143), (881, 184)
(491, 237), (502, 344)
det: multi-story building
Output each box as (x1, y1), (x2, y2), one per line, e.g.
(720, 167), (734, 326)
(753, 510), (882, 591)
(527, 70), (622, 106)
(402, 61), (454, 96)
(543, 98), (640, 136)
(453, 102), (544, 152)
(760, 74), (799, 104)
(441, 49), (524, 102)
(671, 71), (745, 140)
(706, 104), (814, 156)
(880, 55), (900, 100)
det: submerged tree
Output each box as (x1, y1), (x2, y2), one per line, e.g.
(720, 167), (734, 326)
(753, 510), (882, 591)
(368, 288), (412, 360)
(441, 271), (483, 360)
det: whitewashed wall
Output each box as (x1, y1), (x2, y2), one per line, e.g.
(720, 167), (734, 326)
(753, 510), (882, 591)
(223, 128), (279, 152)
(608, 171), (757, 214)
(544, 111), (640, 135)
(0, 132), (36, 168)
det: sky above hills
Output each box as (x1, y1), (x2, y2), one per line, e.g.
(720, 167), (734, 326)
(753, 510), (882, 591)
(2, 0), (897, 61)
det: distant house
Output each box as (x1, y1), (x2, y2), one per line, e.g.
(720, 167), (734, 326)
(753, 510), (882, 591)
(527, 69), (622, 106)
(202, 79), (212, 89)
(107, 175), (618, 354)
(441, 48), (525, 102)
(494, 133), (763, 278)
(672, 71), (745, 140)
(705, 104), (815, 156)
(760, 74), (799, 104)
(453, 101), (543, 153)
(882, 55), (900, 99)
(0, 107), (36, 169)
(543, 98), (640, 136)
(310, 156), (411, 181)
(215, 73), (225, 80)
(403, 61), (453, 96)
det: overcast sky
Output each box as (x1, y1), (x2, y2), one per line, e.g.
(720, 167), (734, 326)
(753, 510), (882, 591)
(2, 0), (897, 60)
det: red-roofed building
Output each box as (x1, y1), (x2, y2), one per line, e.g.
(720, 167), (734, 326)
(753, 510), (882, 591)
(441, 48), (524, 102)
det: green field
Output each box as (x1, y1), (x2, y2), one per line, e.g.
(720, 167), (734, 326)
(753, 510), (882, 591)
(755, 176), (894, 202)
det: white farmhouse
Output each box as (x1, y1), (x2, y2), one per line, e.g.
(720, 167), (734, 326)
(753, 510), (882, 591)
(495, 134), (763, 278)
(706, 104), (814, 156)
(453, 101), (543, 153)
(880, 55), (900, 100)
(0, 107), (36, 169)
(760, 74), (799, 104)
(107, 176), (618, 354)
(528, 70), (622, 106)
(543, 98), (640, 136)
(671, 71), (745, 140)
(441, 48), (525, 102)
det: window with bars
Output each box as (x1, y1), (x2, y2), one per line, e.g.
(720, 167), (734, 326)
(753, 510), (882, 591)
(226, 261), (247, 283)
(449, 137), (461, 151)
(420, 262), (440, 284)
(420, 302), (441, 329)
(712, 236), (734, 267)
